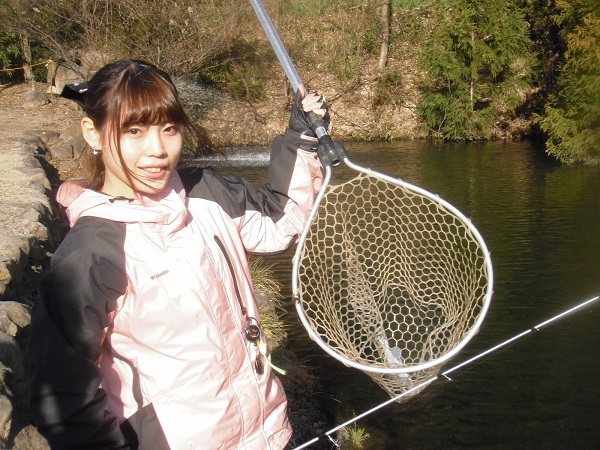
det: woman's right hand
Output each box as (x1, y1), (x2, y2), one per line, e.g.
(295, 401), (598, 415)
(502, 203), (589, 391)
(288, 90), (330, 139)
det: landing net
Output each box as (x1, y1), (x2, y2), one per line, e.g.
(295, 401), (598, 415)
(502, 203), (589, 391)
(293, 171), (493, 401)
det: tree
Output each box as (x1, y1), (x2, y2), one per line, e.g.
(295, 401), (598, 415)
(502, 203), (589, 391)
(536, 0), (600, 163)
(377, 0), (391, 74)
(0, 0), (248, 78)
(20, 33), (32, 80)
(418, 0), (534, 140)
(518, 0), (566, 101)
(0, 31), (21, 83)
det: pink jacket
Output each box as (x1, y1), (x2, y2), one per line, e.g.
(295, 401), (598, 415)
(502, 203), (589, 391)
(29, 132), (323, 449)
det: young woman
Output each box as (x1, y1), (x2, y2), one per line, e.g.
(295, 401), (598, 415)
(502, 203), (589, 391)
(28, 60), (328, 449)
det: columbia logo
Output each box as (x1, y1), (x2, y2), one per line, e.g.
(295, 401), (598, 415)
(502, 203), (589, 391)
(151, 270), (169, 280)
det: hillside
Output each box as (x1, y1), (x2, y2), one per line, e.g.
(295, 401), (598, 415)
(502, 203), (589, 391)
(193, 6), (428, 147)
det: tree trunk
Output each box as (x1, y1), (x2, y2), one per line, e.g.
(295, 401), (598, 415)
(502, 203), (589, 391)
(470, 27), (475, 112)
(377, 0), (391, 75)
(20, 34), (32, 82)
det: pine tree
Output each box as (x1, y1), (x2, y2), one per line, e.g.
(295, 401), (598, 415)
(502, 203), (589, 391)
(536, 0), (600, 164)
(418, 0), (534, 140)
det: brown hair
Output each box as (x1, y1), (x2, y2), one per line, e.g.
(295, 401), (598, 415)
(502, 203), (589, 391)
(82, 60), (211, 190)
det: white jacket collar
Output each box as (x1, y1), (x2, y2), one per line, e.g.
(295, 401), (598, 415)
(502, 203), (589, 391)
(57, 172), (188, 235)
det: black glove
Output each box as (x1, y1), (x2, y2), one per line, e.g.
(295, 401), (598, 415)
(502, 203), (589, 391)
(288, 90), (331, 139)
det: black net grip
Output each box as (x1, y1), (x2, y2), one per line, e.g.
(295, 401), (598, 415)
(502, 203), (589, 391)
(317, 136), (348, 167)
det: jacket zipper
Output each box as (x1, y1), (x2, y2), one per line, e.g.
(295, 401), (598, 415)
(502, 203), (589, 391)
(213, 235), (265, 375)
(213, 235), (247, 317)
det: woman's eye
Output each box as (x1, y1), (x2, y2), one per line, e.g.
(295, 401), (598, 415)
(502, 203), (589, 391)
(125, 127), (141, 136)
(164, 125), (180, 135)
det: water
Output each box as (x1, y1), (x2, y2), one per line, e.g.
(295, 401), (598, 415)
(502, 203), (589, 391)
(186, 140), (600, 449)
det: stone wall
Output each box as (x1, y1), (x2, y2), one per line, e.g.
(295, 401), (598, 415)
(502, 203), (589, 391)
(0, 123), (64, 449)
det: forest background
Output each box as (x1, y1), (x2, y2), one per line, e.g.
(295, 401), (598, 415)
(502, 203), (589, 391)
(1, 0), (598, 165)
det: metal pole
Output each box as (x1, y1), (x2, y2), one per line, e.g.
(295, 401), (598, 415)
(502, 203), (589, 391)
(248, 0), (348, 166)
(248, 0), (305, 94)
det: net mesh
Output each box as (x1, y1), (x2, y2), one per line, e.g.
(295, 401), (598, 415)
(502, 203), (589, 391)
(295, 173), (492, 400)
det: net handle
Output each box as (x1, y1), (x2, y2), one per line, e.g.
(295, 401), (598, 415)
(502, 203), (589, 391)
(248, 0), (348, 167)
(248, 0), (304, 94)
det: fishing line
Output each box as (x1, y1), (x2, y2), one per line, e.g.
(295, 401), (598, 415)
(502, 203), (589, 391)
(293, 294), (599, 450)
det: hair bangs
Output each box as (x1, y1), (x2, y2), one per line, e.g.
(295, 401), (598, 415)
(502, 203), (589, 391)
(119, 73), (188, 130)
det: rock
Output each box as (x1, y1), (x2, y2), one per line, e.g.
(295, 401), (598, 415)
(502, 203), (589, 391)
(78, 51), (112, 76)
(57, 159), (82, 174)
(0, 303), (32, 448)
(256, 291), (276, 313)
(23, 91), (49, 109)
(50, 142), (74, 159)
(0, 393), (13, 447)
(59, 122), (82, 143)
(31, 130), (61, 149)
(72, 134), (88, 158)
(0, 334), (27, 396)
(0, 234), (32, 298)
(47, 62), (85, 97)
(46, 122), (86, 160)
(18, 135), (49, 160)
(0, 267), (10, 297)
(0, 84), (78, 447)
(0, 332), (28, 445)
(0, 302), (31, 336)
(13, 425), (50, 450)
(16, 167), (52, 193)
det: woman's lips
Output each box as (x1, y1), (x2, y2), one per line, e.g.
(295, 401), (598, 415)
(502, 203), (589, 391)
(139, 167), (168, 179)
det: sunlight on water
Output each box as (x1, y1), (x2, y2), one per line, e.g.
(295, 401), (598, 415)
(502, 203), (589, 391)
(189, 147), (271, 169)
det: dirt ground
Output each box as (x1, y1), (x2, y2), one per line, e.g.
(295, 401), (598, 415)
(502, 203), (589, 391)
(0, 82), (81, 138)
(0, 82), (83, 181)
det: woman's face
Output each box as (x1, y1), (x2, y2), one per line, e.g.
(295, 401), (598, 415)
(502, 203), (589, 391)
(100, 122), (183, 198)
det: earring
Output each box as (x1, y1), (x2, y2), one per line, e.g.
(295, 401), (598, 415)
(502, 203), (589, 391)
(92, 146), (102, 155)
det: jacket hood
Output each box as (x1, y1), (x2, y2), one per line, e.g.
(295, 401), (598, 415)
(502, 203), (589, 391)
(57, 173), (188, 235)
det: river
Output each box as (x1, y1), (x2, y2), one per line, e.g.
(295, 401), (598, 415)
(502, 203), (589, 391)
(187, 139), (600, 449)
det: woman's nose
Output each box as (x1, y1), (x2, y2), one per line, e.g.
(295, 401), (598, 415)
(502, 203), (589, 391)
(146, 129), (166, 156)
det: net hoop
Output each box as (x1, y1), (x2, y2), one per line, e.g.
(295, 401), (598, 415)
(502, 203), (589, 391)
(292, 158), (494, 376)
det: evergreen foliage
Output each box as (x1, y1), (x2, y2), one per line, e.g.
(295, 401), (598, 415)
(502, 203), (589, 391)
(518, 0), (566, 99)
(536, 0), (600, 163)
(418, 0), (534, 140)
(0, 31), (21, 84)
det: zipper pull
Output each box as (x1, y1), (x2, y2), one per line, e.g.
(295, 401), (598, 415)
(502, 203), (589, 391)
(255, 354), (264, 375)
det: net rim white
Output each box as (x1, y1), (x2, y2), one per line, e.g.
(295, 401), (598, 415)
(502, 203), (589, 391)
(292, 158), (494, 375)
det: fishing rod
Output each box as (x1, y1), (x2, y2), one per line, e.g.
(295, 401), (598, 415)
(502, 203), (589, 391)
(293, 294), (600, 449)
